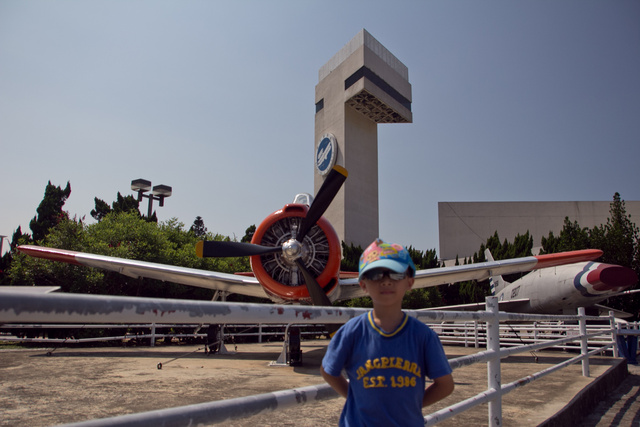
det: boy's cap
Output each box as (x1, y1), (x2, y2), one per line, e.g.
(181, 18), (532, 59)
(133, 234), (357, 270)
(359, 238), (416, 279)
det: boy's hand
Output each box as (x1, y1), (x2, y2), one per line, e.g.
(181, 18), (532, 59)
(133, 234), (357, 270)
(422, 374), (454, 407)
(321, 366), (349, 398)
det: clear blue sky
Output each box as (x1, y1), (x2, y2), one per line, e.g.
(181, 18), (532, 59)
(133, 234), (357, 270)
(2, 1), (639, 257)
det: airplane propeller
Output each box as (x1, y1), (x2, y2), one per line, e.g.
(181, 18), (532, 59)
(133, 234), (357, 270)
(196, 241), (282, 258)
(295, 165), (348, 243)
(294, 258), (341, 334)
(196, 165), (348, 307)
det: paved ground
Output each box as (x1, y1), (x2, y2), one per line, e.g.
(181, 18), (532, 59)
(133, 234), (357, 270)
(0, 340), (629, 426)
(579, 363), (640, 426)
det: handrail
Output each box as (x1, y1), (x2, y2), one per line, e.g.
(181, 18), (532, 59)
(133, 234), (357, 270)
(0, 294), (627, 426)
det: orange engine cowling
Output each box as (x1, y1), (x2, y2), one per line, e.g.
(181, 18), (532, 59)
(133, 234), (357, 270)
(250, 203), (341, 303)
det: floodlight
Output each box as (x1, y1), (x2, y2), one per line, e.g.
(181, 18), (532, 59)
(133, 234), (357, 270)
(152, 185), (172, 198)
(131, 179), (152, 193)
(130, 179), (173, 216)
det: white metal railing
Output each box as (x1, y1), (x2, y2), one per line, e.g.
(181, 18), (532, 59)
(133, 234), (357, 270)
(429, 320), (615, 352)
(0, 295), (630, 426)
(0, 321), (616, 353)
(0, 323), (325, 345)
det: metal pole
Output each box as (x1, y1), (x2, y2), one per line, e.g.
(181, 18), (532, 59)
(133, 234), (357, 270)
(464, 322), (469, 347)
(486, 296), (502, 427)
(147, 195), (154, 218)
(578, 307), (589, 377)
(60, 383), (338, 427)
(610, 311), (618, 358)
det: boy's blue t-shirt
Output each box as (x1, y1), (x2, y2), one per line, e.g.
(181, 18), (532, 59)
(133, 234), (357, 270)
(322, 312), (452, 427)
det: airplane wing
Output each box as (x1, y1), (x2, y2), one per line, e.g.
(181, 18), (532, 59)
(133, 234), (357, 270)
(17, 245), (269, 300)
(423, 299), (532, 313)
(333, 250), (603, 301)
(414, 250), (604, 288)
(0, 286), (61, 294)
(18, 245), (603, 305)
(592, 304), (633, 318)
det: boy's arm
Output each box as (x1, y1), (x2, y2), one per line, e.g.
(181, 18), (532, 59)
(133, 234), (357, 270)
(422, 374), (454, 407)
(320, 366), (349, 398)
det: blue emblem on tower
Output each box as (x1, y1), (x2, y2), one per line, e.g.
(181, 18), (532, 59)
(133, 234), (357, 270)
(316, 133), (337, 176)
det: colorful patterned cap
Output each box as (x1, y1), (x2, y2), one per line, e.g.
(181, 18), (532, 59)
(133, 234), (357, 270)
(359, 238), (416, 279)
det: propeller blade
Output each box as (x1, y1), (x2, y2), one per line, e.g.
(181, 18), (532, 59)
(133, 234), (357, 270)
(295, 259), (340, 336)
(297, 165), (348, 242)
(295, 259), (332, 307)
(196, 240), (281, 258)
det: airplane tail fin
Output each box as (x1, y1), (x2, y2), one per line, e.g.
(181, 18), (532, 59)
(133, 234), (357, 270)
(485, 249), (509, 295)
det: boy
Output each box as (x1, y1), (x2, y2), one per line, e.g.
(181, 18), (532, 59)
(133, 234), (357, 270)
(321, 239), (454, 426)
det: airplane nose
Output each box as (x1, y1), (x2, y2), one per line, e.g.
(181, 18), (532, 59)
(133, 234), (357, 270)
(587, 264), (638, 291)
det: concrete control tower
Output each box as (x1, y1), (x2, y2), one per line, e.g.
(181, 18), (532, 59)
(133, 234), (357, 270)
(314, 29), (412, 248)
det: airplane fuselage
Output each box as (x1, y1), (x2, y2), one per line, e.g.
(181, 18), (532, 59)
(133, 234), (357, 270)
(495, 262), (637, 315)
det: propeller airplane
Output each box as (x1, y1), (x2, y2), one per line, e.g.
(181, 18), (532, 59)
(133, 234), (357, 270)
(4, 165), (635, 323)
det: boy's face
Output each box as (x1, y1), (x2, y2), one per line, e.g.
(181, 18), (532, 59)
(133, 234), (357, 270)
(359, 268), (415, 308)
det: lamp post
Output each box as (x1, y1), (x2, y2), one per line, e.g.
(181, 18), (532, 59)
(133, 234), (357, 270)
(131, 179), (172, 218)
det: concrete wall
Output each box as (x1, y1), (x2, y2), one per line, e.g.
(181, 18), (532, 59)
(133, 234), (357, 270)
(438, 201), (640, 260)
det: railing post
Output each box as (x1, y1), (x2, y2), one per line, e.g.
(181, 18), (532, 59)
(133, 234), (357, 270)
(464, 322), (469, 347)
(610, 311), (618, 358)
(578, 307), (589, 377)
(150, 323), (156, 347)
(474, 321), (479, 349)
(486, 296), (502, 427)
(615, 322), (622, 358)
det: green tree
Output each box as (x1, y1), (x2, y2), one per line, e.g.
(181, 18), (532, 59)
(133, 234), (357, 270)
(589, 194), (640, 318)
(241, 225), (256, 243)
(407, 246), (439, 270)
(90, 198), (112, 221)
(91, 193), (140, 221)
(436, 256), (464, 306)
(190, 216), (208, 238)
(591, 193), (640, 269)
(29, 181), (71, 241)
(1, 227), (29, 285)
(340, 241), (363, 272)
(9, 211), (251, 299)
(541, 193), (640, 272)
(540, 217), (591, 254)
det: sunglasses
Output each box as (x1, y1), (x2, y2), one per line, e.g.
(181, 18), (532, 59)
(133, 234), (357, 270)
(362, 269), (410, 282)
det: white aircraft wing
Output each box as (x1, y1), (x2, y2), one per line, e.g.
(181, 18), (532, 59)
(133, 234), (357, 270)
(17, 245), (268, 300)
(592, 304), (633, 318)
(18, 245), (603, 304)
(422, 299), (532, 313)
(333, 250), (604, 301)
(0, 286), (61, 294)
(414, 251), (604, 288)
